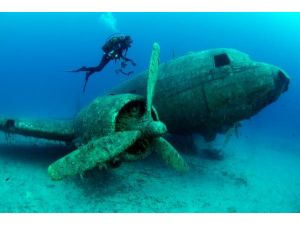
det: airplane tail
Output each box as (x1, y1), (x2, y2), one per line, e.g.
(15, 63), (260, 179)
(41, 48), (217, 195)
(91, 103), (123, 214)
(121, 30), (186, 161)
(0, 116), (75, 143)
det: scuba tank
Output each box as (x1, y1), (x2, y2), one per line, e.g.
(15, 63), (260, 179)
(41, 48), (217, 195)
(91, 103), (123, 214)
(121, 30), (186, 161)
(102, 33), (125, 53)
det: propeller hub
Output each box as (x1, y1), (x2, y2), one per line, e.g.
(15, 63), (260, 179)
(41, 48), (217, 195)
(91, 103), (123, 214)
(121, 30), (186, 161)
(142, 121), (167, 138)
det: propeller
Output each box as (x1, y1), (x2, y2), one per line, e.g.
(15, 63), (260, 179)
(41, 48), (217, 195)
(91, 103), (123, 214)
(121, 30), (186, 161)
(146, 42), (160, 117)
(48, 131), (141, 180)
(48, 42), (188, 180)
(134, 42), (188, 172)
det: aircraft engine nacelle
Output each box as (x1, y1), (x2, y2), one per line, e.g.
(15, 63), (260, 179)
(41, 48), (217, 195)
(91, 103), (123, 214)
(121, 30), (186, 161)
(73, 93), (159, 160)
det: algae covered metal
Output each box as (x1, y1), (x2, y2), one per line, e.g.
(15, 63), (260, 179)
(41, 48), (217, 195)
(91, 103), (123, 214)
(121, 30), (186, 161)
(0, 117), (74, 142)
(0, 45), (290, 180)
(111, 49), (290, 141)
(0, 43), (188, 180)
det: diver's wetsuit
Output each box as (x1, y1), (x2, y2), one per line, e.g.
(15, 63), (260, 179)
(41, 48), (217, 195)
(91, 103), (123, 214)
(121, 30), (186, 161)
(71, 35), (136, 92)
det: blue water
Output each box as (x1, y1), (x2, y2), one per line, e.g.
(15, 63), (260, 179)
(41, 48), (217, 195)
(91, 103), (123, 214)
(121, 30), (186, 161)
(0, 13), (299, 212)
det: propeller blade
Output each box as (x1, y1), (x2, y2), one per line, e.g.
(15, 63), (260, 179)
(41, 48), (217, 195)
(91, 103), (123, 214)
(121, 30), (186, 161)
(48, 130), (142, 180)
(152, 137), (189, 172)
(146, 42), (160, 116)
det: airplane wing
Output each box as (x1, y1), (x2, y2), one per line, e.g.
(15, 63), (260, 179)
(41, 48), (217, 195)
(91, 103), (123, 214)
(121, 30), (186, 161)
(0, 116), (75, 142)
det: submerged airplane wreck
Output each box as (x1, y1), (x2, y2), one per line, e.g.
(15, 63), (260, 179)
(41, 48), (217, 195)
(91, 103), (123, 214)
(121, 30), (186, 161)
(111, 48), (290, 141)
(0, 43), (290, 180)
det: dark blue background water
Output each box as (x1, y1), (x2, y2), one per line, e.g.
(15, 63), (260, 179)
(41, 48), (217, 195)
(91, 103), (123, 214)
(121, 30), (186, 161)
(0, 13), (299, 140)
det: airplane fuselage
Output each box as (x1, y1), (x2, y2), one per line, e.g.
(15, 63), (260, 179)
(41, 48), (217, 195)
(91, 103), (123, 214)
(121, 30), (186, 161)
(110, 48), (289, 141)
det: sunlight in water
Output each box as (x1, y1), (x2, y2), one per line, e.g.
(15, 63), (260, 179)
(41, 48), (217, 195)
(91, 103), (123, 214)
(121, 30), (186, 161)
(99, 12), (118, 32)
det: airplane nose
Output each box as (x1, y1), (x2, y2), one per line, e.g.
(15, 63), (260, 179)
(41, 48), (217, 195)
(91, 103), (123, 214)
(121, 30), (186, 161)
(276, 69), (290, 93)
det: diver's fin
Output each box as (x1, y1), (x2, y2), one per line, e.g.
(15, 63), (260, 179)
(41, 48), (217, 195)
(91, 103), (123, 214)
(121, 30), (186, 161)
(48, 130), (142, 180)
(152, 137), (189, 172)
(65, 66), (88, 73)
(83, 76), (88, 92)
(0, 117), (74, 142)
(83, 72), (93, 92)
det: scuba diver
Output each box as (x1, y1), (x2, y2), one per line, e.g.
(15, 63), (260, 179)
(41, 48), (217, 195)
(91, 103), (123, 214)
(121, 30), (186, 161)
(70, 34), (136, 92)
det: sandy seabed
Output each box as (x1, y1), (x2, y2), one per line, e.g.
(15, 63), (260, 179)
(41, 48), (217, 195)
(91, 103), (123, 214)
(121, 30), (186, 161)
(0, 130), (299, 213)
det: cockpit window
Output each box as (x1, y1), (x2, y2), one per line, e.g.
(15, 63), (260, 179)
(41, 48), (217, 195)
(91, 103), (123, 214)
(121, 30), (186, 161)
(214, 53), (230, 68)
